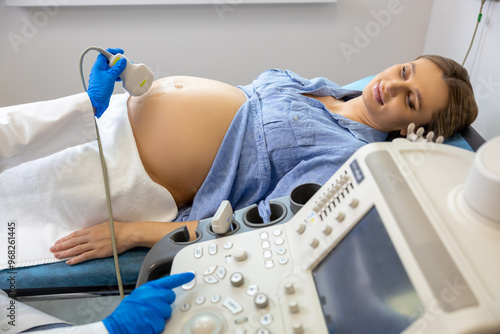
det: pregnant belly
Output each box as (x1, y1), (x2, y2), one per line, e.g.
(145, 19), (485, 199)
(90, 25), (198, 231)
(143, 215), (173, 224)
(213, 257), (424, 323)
(127, 76), (247, 207)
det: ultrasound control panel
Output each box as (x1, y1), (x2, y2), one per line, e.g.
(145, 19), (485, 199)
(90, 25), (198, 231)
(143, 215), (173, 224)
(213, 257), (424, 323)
(176, 225), (295, 334)
(163, 139), (500, 334)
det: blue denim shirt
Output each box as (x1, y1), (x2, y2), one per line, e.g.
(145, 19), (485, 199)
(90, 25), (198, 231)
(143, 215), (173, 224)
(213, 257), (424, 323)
(176, 69), (388, 222)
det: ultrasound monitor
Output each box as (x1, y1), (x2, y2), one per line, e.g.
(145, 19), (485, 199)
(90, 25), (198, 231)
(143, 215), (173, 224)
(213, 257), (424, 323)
(313, 206), (424, 333)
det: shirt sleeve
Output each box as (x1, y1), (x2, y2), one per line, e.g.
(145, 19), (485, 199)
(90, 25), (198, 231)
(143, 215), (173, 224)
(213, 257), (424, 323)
(33, 322), (108, 333)
(0, 93), (96, 173)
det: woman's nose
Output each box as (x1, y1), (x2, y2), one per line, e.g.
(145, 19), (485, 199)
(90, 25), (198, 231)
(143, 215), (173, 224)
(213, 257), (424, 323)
(386, 81), (406, 97)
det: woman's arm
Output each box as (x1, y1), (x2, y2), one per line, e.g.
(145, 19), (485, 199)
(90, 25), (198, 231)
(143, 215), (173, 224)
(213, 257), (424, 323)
(50, 220), (199, 265)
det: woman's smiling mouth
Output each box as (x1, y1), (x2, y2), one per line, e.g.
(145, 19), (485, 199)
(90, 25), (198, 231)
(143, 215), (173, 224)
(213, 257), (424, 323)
(374, 82), (384, 105)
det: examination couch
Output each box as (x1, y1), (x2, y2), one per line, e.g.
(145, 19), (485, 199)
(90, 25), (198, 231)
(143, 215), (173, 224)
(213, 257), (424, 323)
(0, 76), (486, 298)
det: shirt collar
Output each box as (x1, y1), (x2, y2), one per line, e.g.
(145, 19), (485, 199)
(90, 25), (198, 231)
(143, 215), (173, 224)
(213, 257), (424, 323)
(296, 75), (388, 143)
(305, 80), (363, 102)
(330, 112), (388, 143)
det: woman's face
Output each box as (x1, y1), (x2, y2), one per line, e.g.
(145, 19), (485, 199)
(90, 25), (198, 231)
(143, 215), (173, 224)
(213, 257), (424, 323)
(362, 57), (448, 134)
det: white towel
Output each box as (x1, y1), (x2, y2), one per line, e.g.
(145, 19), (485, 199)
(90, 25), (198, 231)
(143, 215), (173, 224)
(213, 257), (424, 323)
(0, 93), (178, 270)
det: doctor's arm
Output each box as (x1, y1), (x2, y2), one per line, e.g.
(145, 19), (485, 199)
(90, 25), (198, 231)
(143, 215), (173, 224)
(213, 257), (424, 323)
(0, 94), (96, 173)
(34, 272), (195, 334)
(0, 48), (126, 173)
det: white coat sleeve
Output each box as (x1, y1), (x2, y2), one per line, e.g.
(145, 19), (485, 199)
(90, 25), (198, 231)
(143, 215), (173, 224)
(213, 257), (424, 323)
(0, 93), (96, 173)
(33, 322), (109, 333)
(0, 291), (109, 334)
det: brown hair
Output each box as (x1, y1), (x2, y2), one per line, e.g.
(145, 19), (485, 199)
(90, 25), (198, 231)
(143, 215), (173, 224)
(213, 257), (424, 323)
(417, 55), (478, 139)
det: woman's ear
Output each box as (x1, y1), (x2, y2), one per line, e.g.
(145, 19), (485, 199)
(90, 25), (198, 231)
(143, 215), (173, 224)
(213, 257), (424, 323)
(400, 123), (415, 137)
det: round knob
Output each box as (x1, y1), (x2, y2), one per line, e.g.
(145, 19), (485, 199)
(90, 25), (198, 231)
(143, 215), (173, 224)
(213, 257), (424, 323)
(335, 211), (345, 222)
(312, 204), (321, 213)
(348, 198), (359, 208)
(284, 282), (295, 295)
(230, 272), (244, 287)
(292, 321), (304, 334)
(254, 293), (269, 309)
(295, 221), (306, 234)
(233, 249), (247, 262)
(464, 136), (500, 223)
(309, 238), (319, 249)
(183, 312), (225, 334)
(288, 300), (299, 313)
(320, 224), (332, 235)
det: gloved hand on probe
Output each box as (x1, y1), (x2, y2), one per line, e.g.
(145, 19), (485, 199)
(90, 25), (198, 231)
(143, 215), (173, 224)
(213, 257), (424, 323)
(87, 48), (127, 118)
(102, 272), (195, 334)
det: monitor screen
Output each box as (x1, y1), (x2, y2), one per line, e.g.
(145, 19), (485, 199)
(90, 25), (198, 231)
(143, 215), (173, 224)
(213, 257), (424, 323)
(312, 206), (424, 334)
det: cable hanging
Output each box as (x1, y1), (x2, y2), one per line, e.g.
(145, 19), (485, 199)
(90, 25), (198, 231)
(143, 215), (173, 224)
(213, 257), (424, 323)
(79, 47), (125, 299)
(462, 0), (487, 66)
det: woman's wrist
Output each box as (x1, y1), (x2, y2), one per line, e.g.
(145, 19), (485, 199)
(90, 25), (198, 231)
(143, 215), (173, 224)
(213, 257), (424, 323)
(118, 221), (144, 250)
(125, 221), (200, 249)
(125, 221), (162, 249)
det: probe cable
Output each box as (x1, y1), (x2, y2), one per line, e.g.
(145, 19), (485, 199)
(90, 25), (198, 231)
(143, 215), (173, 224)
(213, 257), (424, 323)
(462, 0), (487, 66)
(79, 47), (124, 299)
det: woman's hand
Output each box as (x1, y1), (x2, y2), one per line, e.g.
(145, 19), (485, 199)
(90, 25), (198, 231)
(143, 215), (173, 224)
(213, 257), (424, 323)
(50, 221), (135, 265)
(50, 220), (199, 265)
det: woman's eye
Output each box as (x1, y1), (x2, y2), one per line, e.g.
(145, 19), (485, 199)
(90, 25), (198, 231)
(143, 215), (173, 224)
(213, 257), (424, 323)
(407, 95), (414, 109)
(401, 66), (407, 80)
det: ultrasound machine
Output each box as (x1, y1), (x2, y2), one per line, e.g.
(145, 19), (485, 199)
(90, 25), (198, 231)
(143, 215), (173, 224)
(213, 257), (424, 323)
(146, 136), (500, 334)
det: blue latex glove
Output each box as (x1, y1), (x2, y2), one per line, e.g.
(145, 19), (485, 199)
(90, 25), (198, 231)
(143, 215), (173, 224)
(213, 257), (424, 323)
(103, 272), (195, 334)
(87, 48), (127, 118)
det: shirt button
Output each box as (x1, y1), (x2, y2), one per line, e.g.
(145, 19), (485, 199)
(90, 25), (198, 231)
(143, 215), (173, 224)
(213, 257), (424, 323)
(293, 116), (299, 121)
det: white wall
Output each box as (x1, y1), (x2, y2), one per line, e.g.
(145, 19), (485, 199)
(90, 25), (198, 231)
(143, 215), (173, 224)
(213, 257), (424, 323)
(0, 0), (433, 107)
(424, 0), (500, 141)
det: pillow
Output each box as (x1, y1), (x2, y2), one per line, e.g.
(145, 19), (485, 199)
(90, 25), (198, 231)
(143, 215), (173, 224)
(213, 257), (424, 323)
(342, 75), (375, 91)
